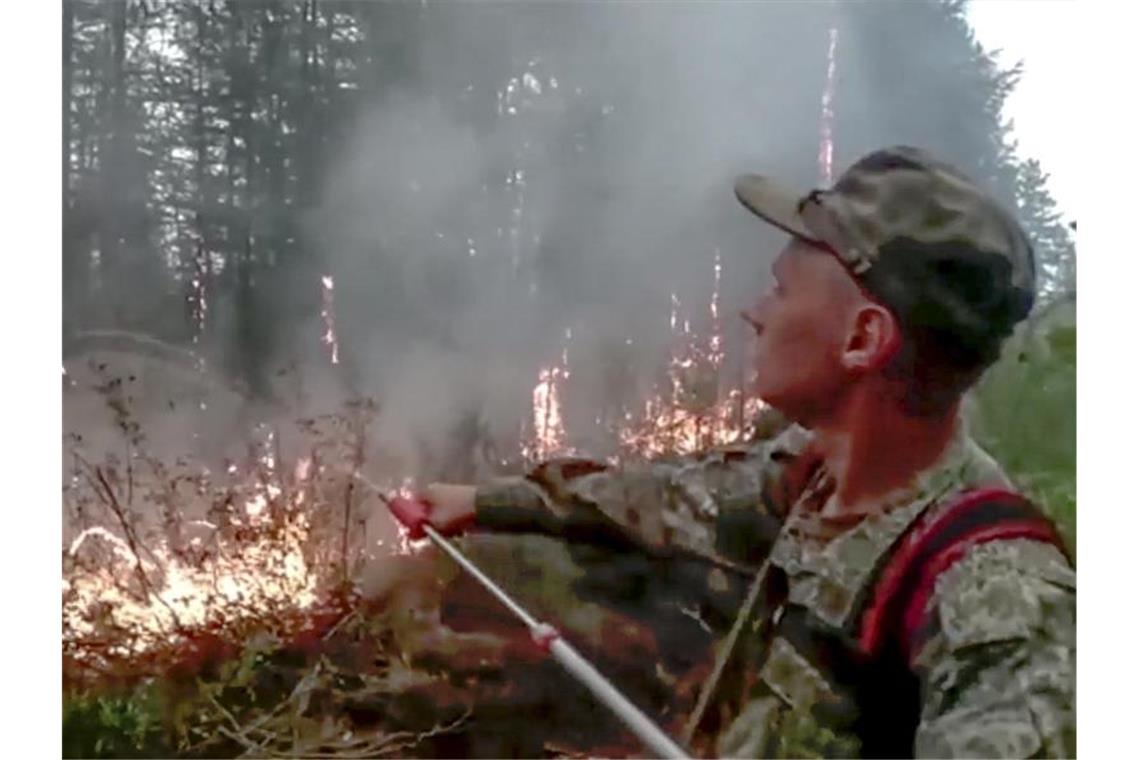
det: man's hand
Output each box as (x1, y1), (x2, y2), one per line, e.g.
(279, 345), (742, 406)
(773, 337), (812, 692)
(388, 483), (477, 539)
(423, 483), (477, 533)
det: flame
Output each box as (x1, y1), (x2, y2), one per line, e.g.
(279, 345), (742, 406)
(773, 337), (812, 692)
(392, 477), (420, 555)
(521, 327), (575, 461)
(618, 390), (766, 458)
(190, 248), (209, 344)
(512, 254), (764, 461)
(523, 364), (569, 461)
(709, 250), (725, 369)
(818, 26), (839, 184)
(63, 480), (318, 661)
(62, 446), (418, 669)
(613, 252), (767, 457)
(68, 526), (138, 565)
(320, 274), (340, 365)
(66, 247), (764, 676)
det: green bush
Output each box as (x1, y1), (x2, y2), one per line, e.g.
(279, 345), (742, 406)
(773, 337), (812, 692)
(63, 686), (169, 759)
(970, 301), (1076, 554)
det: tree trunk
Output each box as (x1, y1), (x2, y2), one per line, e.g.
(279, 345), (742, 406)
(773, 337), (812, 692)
(224, 1), (266, 397)
(62, 0), (78, 335)
(297, 0), (318, 210)
(62, 0), (73, 213)
(190, 3), (210, 343)
(97, 0), (128, 322)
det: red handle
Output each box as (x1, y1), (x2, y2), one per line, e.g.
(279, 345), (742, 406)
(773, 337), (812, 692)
(531, 622), (561, 654)
(387, 496), (430, 539)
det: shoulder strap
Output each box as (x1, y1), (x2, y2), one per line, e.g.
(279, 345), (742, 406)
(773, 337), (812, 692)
(858, 487), (1069, 663)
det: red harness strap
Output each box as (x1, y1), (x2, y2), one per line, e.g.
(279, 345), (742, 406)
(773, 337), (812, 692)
(858, 487), (1069, 663)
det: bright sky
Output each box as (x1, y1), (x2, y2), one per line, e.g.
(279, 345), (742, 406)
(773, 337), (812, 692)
(967, 0), (1077, 224)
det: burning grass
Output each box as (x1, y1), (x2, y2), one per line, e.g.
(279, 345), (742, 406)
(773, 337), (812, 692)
(59, 389), (685, 757)
(62, 271), (763, 756)
(61, 378), (755, 757)
(60, 393), (466, 757)
(64, 410), (360, 682)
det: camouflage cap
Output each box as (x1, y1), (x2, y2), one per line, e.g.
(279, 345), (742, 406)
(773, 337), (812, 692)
(734, 146), (1036, 341)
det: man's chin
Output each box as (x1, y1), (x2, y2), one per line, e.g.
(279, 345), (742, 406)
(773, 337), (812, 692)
(756, 394), (812, 429)
(754, 387), (787, 411)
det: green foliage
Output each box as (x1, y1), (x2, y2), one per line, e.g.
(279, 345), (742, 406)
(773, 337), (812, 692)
(970, 302), (1076, 552)
(1016, 158), (1077, 302)
(63, 686), (168, 759)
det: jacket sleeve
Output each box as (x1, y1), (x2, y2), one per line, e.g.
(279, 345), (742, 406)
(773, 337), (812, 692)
(474, 424), (812, 565)
(911, 538), (1076, 759)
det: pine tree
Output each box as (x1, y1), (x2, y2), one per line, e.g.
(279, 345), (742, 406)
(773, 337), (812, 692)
(62, 0), (1075, 404)
(1015, 158), (1075, 304)
(831, 0), (1075, 306)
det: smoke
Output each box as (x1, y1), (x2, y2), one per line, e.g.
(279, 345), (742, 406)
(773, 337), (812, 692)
(65, 2), (1023, 481)
(298, 1), (836, 469)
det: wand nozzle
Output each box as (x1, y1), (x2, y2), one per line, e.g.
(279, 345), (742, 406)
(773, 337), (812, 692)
(356, 473), (691, 759)
(384, 494), (430, 539)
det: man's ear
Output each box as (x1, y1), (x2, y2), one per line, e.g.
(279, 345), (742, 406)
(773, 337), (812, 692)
(841, 302), (901, 371)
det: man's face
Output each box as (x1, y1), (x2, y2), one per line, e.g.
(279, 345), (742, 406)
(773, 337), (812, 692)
(741, 238), (859, 424)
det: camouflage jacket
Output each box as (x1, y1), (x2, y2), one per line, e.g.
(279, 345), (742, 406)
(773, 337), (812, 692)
(475, 413), (808, 563)
(472, 418), (1075, 758)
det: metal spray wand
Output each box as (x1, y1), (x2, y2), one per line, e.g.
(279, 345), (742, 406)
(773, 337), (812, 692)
(353, 472), (691, 760)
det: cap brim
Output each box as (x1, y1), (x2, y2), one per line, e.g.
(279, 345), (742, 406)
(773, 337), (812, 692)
(734, 174), (820, 244)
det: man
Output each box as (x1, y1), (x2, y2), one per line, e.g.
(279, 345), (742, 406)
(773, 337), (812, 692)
(395, 146), (1076, 757)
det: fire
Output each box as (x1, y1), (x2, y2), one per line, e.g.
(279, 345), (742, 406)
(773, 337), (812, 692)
(63, 478), (319, 662)
(532, 366), (566, 454)
(523, 348), (572, 462)
(320, 274), (340, 365)
(709, 250), (724, 368)
(818, 26), (839, 184)
(386, 476), (421, 556)
(66, 252), (764, 675)
(190, 247), (209, 344)
(518, 254), (765, 461)
(618, 390), (766, 458)
(619, 276), (763, 456)
(61, 435), (424, 674)
(614, 251), (767, 457)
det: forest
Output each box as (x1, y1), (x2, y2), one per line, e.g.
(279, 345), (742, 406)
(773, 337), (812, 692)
(62, 1), (1075, 757)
